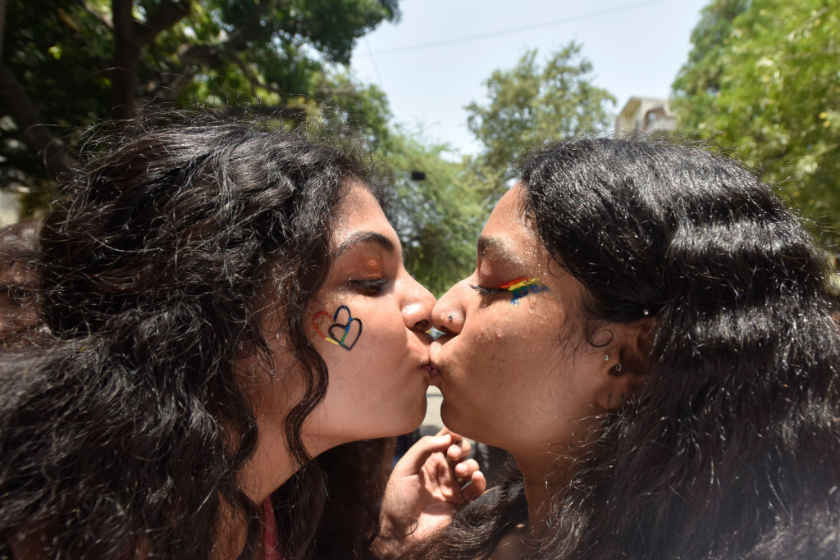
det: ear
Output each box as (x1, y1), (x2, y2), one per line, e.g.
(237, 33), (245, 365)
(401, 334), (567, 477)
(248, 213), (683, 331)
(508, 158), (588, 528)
(593, 317), (655, 412)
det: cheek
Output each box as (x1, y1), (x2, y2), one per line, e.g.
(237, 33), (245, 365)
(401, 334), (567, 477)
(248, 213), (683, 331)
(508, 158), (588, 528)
(457, 304), (570, 389)
(317, 305), (410, 388)
(467, 310), (538, 358)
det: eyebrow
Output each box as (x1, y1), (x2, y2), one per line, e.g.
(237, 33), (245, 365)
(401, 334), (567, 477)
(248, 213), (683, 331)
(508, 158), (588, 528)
(334, 231), (396, 257)
(476, 235), (518, 264)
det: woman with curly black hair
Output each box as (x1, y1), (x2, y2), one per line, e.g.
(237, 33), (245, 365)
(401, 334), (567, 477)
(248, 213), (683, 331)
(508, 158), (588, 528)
(414, 138), (840, 560)
(0, 118), (482, 560)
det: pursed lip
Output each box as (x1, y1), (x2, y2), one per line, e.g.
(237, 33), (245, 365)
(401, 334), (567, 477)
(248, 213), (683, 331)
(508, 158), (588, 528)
(427, 344), (445, 385)
(422, 363), (440, 382)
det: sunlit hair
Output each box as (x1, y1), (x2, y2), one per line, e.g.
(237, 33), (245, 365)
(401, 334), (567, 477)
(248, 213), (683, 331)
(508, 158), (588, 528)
(0, 220), (42, 344)
(0, 116), (390, 560)
(404, 138), (840, 560)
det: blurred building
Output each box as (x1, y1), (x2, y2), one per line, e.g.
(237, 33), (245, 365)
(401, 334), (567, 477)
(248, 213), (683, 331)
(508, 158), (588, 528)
(0, 190), (21, 227)
(615, 97), (676, 135)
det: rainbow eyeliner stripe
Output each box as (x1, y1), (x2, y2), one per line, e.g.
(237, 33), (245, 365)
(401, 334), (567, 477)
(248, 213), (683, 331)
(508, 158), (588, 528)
(493, 276), (549, 304)
(495, 277), (538, 290)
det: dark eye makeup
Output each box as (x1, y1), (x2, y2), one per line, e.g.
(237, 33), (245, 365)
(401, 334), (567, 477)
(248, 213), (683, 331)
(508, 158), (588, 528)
(346, 277), (389, 295)
(470, 284), (505, 297)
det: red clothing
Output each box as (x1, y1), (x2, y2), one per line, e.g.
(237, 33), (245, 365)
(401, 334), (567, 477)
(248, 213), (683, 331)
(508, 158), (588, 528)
(262, 499), (284, 560)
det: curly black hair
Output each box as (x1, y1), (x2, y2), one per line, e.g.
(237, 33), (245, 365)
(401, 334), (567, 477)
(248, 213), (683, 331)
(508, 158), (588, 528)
(403, 138), (840, 560)
(0, 116), (390, 560)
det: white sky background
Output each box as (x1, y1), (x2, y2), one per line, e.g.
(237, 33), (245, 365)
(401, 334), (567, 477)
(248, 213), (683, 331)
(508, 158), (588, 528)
(349, 0), (710, 158)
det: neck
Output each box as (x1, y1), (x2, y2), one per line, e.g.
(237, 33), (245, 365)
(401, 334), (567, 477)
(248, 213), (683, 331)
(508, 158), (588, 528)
(214, 422), (302, 560)
(511, 449), (573, 538)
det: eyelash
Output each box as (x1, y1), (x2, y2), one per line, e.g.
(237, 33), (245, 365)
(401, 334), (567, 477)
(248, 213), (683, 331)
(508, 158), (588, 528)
(348, 278), (389, 294)
(470, 284), (505, 297)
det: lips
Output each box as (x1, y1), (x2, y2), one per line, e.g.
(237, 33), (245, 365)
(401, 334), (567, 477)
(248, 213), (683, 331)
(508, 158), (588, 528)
(422, 362), (441, 384)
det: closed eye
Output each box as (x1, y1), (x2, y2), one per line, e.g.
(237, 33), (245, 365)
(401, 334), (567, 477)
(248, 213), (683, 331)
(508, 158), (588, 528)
(347, 278), (389, 295)
(470, 284), (505, 297)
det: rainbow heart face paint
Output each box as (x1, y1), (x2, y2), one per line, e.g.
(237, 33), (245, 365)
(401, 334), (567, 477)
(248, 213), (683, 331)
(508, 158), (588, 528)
(494, 277), (550, 304)
(313, 305), (363, 350)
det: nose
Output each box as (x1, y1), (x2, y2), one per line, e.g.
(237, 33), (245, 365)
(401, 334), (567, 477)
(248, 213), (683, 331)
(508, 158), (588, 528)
(431, 278), (469, 336)
(401, 274), (436, 332)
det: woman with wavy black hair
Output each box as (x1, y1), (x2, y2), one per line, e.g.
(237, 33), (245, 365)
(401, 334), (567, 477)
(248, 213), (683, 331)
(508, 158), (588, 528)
(412, 138), (840, 560)
(0, 118), (483, 560)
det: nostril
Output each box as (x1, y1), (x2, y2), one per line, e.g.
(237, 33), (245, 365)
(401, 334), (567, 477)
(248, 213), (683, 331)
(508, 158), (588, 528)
(437, 324), (456, 336)
(414, 319), (431, 331)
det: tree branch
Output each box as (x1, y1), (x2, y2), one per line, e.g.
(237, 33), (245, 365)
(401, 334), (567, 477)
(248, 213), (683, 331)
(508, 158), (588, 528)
(149, 43), (220, 101)
(0, 62), (80, 179)
(112, 0), (139, 120)
(134, 0), (191, 47)
(0, 0), (7, 62)
(77, 0), (113, 30)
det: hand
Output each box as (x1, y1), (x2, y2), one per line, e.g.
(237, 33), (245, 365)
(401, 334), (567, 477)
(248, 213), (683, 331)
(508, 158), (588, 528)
(377, 429), (487, 556)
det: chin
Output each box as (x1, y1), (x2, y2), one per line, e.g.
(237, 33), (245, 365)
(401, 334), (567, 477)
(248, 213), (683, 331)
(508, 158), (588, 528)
(439, 399), (478, 441)
(404, 398), (428, 433)
(378, 400), (427, 438)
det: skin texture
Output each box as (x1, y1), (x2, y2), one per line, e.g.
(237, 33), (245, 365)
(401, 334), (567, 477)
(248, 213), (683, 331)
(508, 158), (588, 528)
(430, 184), (647, 540)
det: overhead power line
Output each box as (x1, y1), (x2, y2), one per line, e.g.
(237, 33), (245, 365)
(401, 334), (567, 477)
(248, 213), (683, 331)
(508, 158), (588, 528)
(371, 0), (680, 56)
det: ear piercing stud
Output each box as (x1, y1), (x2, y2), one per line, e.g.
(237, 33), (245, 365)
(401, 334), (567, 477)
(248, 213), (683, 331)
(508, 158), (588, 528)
(604, 354), (610, 361)
(642, 309), (650, 316)
(615, 362), (622, 372)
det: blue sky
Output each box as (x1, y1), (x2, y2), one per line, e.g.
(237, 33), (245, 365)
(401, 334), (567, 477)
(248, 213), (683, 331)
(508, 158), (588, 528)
(349, 0), (710, 157)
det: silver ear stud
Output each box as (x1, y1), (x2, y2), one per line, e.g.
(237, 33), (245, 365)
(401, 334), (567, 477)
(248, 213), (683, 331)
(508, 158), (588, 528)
(604, 354), (610, 361)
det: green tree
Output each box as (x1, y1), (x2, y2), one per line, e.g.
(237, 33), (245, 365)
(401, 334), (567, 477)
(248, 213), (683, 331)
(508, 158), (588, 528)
(672, 0), (840, 243)
(465, 42), (616, 200)
(0, 0), (399, 214)
(379, 129), (486, 295)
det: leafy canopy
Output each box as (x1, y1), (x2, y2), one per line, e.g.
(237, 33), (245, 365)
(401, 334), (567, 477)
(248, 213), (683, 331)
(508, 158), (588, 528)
(672, 0), (840, 243)
(0, 0), (399, 214)
(378, 129), (486, 295)
(465, 42), (616, 199)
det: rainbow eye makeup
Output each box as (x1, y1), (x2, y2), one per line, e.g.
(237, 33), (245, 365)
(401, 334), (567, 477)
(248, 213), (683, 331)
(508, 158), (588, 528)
(471, 276), (550, 304)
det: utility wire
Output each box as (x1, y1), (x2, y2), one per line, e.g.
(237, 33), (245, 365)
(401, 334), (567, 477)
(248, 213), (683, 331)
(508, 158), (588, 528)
(365, 37), (385, 90)
(371, 0), (680, 56)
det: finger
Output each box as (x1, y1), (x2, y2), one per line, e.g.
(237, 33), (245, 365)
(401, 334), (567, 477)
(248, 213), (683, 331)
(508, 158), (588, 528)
(393, 433), (453, 473)
(461, 471), (487, 501)
(446, 437), (472, 463)
(454, 458), (479, 481)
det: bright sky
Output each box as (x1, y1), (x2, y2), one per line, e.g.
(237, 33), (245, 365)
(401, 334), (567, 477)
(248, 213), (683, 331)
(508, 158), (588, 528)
(349, 0), (709, 157)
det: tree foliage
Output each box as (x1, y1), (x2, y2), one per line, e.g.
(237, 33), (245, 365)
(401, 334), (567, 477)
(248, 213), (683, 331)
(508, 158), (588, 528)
(672, 0), (840, 243)
(379, 130), (486, 295)
(464, 42), (616, 199)
(0, 0), (399, 215)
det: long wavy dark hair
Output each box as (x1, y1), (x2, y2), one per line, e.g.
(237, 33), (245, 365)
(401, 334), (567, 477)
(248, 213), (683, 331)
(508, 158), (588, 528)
(0, 117), (390, 560)
(404, 138), (840, 560)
